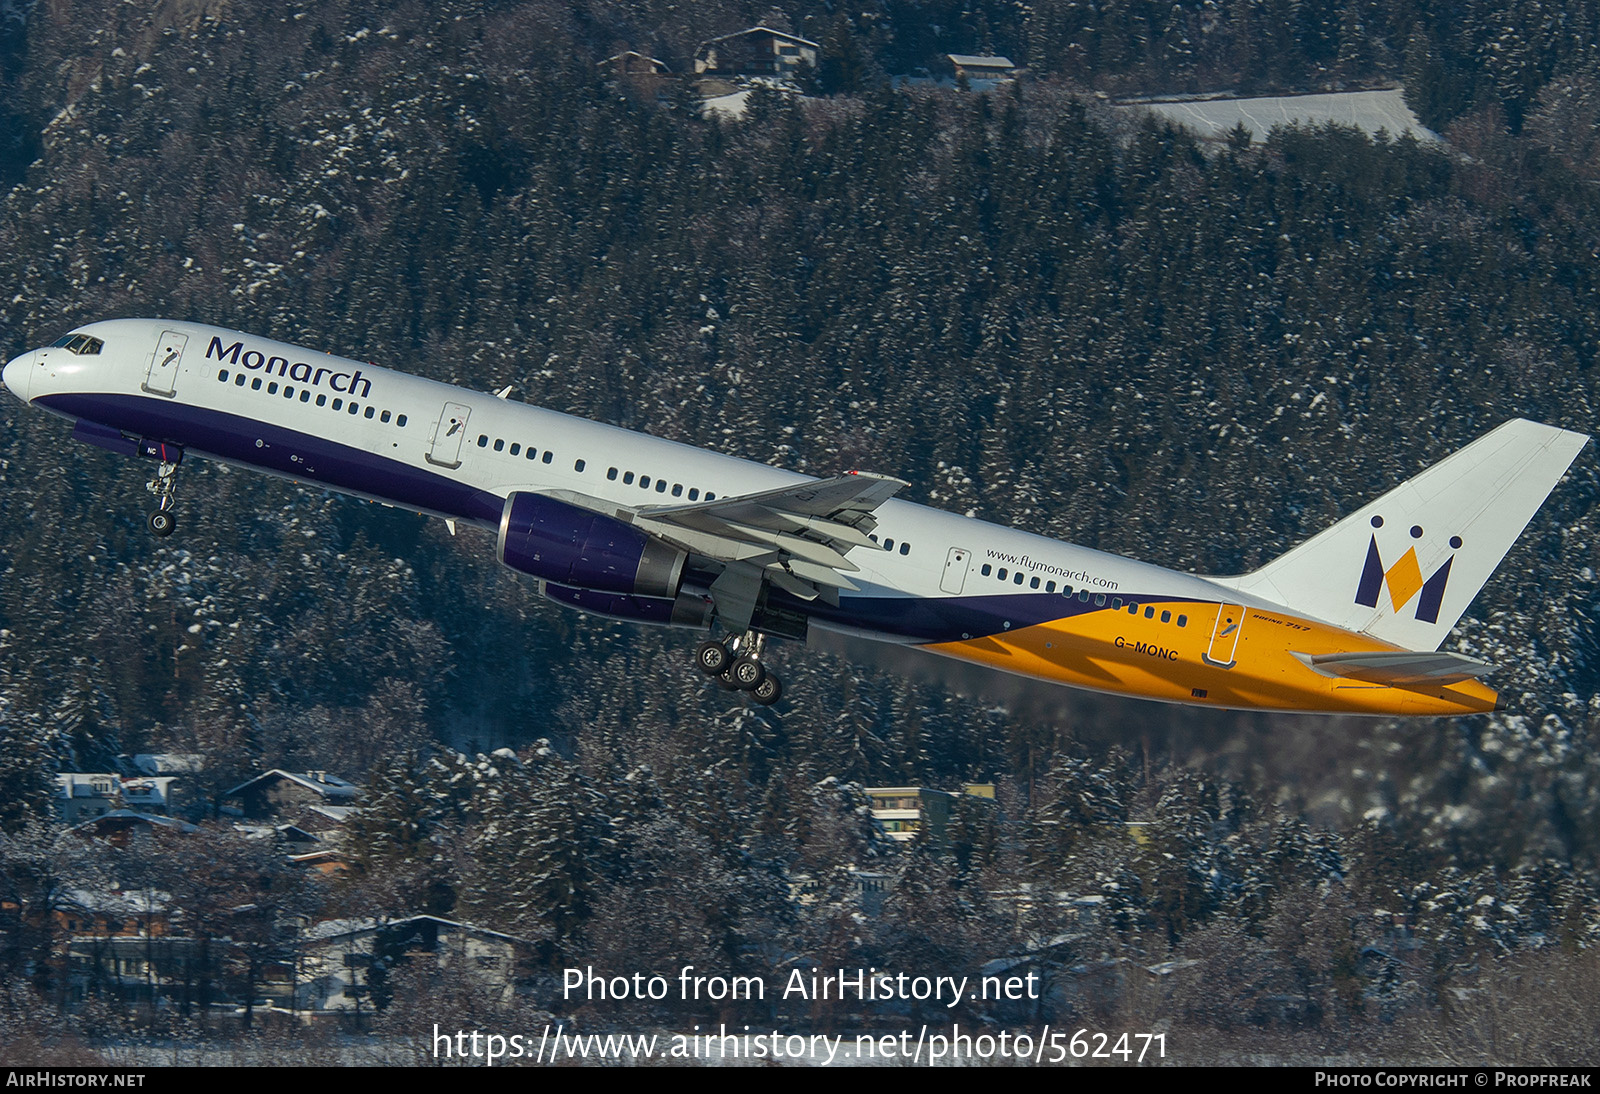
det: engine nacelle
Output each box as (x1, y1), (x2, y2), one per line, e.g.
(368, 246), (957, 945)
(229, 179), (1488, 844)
(540, 583), (715, 629)
(496, 491), (686, 599)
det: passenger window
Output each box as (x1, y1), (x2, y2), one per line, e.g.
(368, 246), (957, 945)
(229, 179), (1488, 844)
(284, 386), (294, 398)
(542, 452), (552, 464)
(301, 391), (311, 402)
(981, 564), (992, 576)
(235, 374), (246, 387)
(1078, 590), (1090, 602)
(1112, 597), (1122, 609)
(608, 467), (618, 480)
(575, 460), (586, 472)
(706, 493), (715, 500)
(397, 414), (407, 427)
(689, 488), (700, 500)
(268, 382), (279, 395)
(997, 568), (1007, 580)
(381, 410), (391, 423)
(1127, 602), (1137, 614)
(624, 472), (634, 484)
(1145, 606), (1155, 618)
(317, 394), (327, 406)
(348, 402), (359, 414)
(1177, 615), (1188, 627)
(1030, 576), (1040, 589)
(332, 398), (343, 410)
(656, 480), (667, 492)
(1014, 572), (1025, 585)
(899, 542), (910, 556)
(1062, 585), (1072, 597)
(251, 378), (262, 390)
(1046, 581), (1055, 593)
(218, 370), (229, 382)
(1161, 610), (1172, 623)
(493, 438), (504, 452)
(526, 448), (537, 460)
(640, 476), (651, 489)
(478, 435), (488, 447)
(1094, 594), (1106, 607)
(365, 407), (375, 419)
(672, 484), (682, 497)
(884, 538), (894, 550)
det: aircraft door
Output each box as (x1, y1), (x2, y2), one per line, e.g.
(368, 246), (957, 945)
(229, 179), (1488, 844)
(426, 401), (472, 468)
(1204, 603), (1244, 668)
(940, 547), (971, 594)
(142, 330), (188, 396)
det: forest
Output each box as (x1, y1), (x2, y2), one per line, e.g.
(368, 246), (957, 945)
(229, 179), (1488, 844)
(0, 0), (1597, 1065)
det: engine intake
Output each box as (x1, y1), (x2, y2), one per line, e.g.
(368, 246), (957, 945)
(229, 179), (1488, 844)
(496, 492), (686, 599)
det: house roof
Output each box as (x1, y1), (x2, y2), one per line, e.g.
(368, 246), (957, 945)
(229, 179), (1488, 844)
(700, 26), (819, 50)
(224, 769), (360, 801)
(302, 914), (527, 945)
(70, 810), (199, 834)
(948, 54), (1016, 68)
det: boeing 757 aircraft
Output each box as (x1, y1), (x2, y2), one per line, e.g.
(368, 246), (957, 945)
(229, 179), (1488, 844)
(3, 319), (1587, 714)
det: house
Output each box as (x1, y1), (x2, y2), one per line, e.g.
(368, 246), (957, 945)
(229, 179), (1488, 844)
(224, 770), (359, 822)
(297, 915), (525, 1013)
(128, 753), (205, 777)
(695, 27), (818, 81)
(864, 783), (996, 843)
(54, 773), (121, 824)
(70, 810), (199, 847)
(600, 51), (671, 77)
(947, 54), (1016, 83)
(119, 776), (182, 815)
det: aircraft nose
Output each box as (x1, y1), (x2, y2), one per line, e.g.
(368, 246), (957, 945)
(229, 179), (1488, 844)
(2, 349), (34, 402)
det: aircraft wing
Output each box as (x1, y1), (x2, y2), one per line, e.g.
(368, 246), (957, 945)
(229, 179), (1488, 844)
(543, 471), (908, 629)
(1293, 649), (1495, 687)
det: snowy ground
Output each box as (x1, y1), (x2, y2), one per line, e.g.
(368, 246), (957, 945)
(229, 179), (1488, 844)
(1115, 89), (1438, 144)
(701, 91), (753, 120)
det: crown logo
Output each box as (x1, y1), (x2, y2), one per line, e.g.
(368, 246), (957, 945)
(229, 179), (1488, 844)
(1354, 516), (1459, 624)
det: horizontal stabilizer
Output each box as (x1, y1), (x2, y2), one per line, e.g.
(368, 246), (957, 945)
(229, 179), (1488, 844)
(1294, 649), (1495, 686)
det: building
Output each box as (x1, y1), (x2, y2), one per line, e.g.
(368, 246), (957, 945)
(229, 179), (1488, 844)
(297, 915), (524, 1013)
(600, 51), (671, 77)
(128, 753), (205, 777)
(54, 774), (121, 824)
(224, 770), (359, 822)
(695, 27), (818, 81)
(865, 783), (996, 843)
(946, 54), (1016, 83)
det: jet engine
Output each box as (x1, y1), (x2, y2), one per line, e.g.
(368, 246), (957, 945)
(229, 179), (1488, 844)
(496, 491), (687, 599)
(540, 582), (715, 629)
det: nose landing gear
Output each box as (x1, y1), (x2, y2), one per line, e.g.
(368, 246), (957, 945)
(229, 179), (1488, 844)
(694, 632), (782, 706)
(145, 460), (179, 537)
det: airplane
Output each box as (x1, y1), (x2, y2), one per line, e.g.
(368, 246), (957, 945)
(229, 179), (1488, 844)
(2, 318), (1587, 714)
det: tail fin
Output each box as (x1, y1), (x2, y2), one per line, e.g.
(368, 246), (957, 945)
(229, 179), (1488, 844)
(1216, 419), (1588, 651)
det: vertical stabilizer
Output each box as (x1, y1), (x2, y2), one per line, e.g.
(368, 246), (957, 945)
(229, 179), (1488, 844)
(1214, 419), (1588, 651)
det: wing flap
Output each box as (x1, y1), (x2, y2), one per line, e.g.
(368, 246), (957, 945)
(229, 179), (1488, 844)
(635, 471), (907, 629)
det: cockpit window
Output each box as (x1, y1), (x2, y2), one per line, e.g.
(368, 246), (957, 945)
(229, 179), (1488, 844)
(51, 334), (104, 355)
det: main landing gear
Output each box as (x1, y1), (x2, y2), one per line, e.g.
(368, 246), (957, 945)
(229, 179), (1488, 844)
(694, 632), (782, 706)
(145, 460), (179, 538)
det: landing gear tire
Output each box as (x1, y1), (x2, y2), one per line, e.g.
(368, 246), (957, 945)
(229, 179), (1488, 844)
(716, 668), (742, 691)
(731, 656), (766, 690)
(695, 640), (731, 676)
(751, 673), (782, 706)
(148, 511), (176, 537)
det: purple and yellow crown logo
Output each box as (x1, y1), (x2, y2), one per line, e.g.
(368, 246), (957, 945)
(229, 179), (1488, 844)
(1354, 516), (1460, 624)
